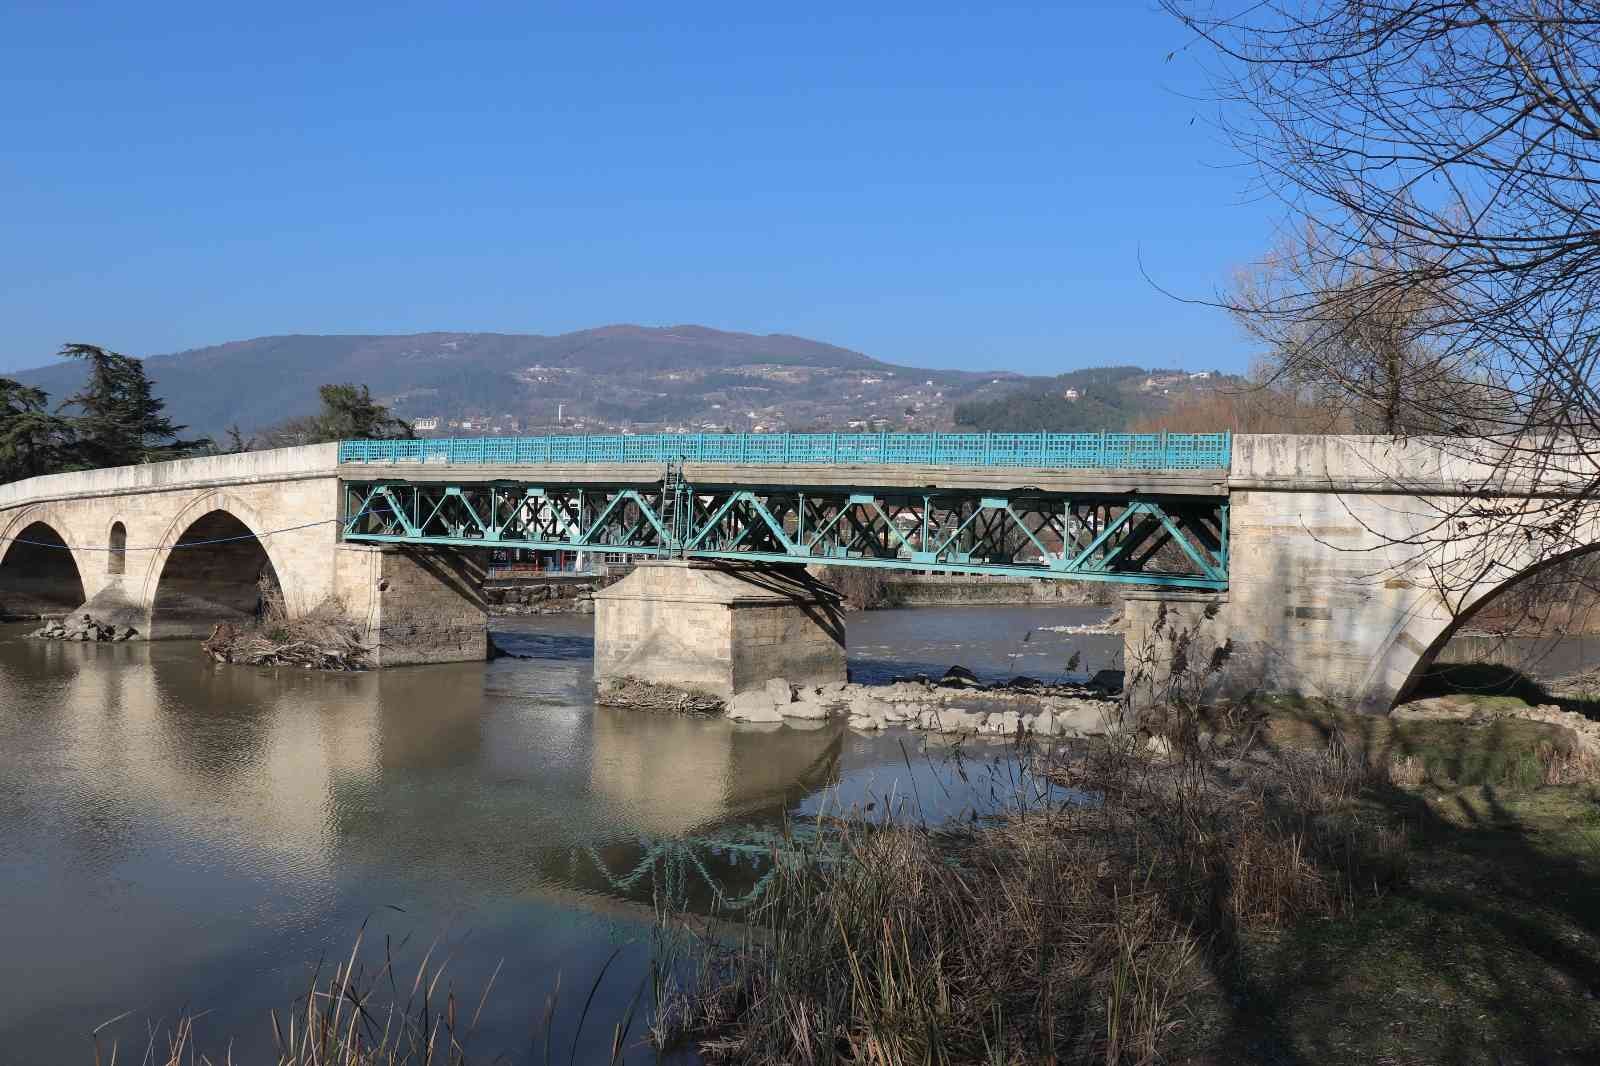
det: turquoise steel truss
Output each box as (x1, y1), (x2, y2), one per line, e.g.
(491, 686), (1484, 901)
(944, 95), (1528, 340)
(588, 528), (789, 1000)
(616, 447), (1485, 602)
(341, 479), (1228, 591)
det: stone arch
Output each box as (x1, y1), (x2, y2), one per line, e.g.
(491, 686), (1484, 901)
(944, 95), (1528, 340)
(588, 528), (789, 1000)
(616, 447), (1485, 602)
(108, 521), (127, 575)
(1358, 543), (1600, 711)
(142, 492), (292, 639)
(0, 512), (87, 619)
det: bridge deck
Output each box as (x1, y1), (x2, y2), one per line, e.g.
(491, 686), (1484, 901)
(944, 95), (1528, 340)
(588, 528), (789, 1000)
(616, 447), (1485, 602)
(338, 433), (1231, 589)
(335, 461), (1228, 496)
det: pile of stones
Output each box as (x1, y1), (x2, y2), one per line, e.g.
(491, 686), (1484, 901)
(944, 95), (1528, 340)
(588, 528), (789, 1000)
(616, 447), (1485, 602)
(29, 614), (138, 642)
(727, 668), (1122, 739)
(487, 585), (595, 616)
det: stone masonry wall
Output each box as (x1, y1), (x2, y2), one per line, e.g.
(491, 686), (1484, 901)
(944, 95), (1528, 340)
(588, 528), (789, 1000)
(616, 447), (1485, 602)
(336, 544), (488, 667)
(594, 560), (846, 700)
(729, 602), (848, 693)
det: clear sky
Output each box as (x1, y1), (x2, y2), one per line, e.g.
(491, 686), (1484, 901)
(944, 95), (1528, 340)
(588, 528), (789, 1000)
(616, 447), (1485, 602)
(0, 1), (1275, 375)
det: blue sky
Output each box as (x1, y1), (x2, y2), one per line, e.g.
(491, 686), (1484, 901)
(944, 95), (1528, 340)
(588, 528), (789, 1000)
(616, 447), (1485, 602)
(0, 2), (1274, 375)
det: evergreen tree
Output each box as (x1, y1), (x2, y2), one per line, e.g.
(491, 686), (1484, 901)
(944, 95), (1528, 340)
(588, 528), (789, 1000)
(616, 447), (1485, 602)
(260, 384), (411, 446)
(0, 378), (73, 482)
(57, 343), (209, 467)
(314, 383), (412, 440)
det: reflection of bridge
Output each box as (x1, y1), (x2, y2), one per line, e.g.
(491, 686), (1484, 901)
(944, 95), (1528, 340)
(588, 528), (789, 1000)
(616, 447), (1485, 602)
(1, 432), (1591, 709)
(0, 636), (848, 928)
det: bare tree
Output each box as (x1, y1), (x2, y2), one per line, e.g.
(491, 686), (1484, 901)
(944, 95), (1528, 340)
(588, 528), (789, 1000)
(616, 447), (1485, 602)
(1163, 1), (1600, 603)
(1228, 226), (1503, 434)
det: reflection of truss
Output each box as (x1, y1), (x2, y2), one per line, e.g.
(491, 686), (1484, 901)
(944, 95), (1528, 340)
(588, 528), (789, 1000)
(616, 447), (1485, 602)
(342, 481), (1228, 589)
(576, 826), (843, 912)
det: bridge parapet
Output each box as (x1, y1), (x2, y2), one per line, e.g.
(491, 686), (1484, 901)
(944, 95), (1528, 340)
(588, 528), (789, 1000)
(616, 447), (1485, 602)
(338, 431), (1232, 471)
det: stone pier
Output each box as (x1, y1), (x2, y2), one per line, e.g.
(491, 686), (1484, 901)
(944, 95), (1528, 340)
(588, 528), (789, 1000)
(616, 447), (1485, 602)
(1120, 590), (1232, 712)
(593, 559), (846, 701)
(334, 544), (489, 666)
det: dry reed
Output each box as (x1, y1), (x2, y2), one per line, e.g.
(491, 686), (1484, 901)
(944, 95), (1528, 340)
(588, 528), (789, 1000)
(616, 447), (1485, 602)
(658, 729), (1410, 1065)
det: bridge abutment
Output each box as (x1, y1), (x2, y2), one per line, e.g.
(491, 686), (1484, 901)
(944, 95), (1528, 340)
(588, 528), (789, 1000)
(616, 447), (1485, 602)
(334, 544), (489, 666)
(593, 559), (847, 702)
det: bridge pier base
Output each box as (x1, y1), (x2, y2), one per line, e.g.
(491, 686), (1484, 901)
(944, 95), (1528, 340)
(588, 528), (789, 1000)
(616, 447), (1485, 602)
(593, 559), (846, 703)
(335, 544), (488, 666)
(1121, 590), (1235, 714)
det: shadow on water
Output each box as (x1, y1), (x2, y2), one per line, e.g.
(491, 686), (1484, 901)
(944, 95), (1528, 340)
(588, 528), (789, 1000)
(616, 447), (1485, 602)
(491, 625), (595, 661)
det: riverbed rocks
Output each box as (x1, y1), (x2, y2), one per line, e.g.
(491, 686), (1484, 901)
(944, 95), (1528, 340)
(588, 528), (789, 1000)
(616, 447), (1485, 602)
(27, 615), (137, 643)
(486, 583), (597, 616)
(719, 672), (1121, 739)
(597, 665), (1124, 737)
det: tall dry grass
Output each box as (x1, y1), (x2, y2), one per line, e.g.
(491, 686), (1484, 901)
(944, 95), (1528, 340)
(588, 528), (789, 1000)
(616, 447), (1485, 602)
(90, 925), (646, 1066)
(657, 728), (1410, 1065)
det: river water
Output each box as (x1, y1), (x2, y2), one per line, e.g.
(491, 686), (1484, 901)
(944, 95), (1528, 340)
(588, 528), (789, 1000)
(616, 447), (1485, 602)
(0, 605), (1117, 1063)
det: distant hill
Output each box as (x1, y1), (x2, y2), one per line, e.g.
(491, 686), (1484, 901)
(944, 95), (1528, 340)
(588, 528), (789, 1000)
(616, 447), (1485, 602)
(7, 326), (1223, 439)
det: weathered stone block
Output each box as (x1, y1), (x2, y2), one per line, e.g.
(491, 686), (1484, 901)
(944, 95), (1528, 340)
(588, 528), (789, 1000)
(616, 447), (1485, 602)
(334, 544), (488, 666)
(593, 560), (846, 701)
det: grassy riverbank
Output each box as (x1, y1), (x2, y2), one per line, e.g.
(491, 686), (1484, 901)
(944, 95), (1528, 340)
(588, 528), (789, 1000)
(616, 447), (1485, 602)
(655, 702), (1600, 1065)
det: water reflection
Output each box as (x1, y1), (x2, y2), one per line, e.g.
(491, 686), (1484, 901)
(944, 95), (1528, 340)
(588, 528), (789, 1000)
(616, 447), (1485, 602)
(0, 604), (1110, 1059)
(589, 706), (843, 836)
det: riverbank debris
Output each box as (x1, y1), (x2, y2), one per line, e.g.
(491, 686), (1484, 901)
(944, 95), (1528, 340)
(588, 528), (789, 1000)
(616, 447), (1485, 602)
(202, 618), (369, 670)
(594, 676), (725, 715)
(28, 614), (137, 642)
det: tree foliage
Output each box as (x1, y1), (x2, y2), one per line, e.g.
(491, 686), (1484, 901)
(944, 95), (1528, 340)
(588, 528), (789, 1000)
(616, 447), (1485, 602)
(0, 378), (74, 482)
(0, 346), (408, 486)
(57, 343), (209, 468)
(260, 384), (411, 447)
(1228, 228), (1503, 434)
(954, 368), (1146, 432)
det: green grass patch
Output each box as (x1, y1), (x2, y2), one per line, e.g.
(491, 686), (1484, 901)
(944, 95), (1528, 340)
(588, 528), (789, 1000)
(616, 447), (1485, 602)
(1261, 705), (1575, 789)
(1184, 782), (1600, 1065)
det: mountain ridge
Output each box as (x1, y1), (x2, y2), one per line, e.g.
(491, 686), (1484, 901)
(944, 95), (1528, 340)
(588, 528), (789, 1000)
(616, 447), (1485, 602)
(6, 325), (1202, 438)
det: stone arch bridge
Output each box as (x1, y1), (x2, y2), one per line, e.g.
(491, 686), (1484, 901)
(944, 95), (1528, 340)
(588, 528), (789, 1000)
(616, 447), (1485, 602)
(0, 444), (485, 664)
(0, 434), (1580, 709)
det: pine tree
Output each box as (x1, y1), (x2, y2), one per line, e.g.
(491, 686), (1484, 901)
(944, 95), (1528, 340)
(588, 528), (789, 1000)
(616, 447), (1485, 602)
(0, 378), (73, 481)
(314, 384), (412, 440)
(57, 343), (209, 467)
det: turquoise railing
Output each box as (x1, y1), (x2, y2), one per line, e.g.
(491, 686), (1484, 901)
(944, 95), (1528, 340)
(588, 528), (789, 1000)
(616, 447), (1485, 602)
(337, 431), (1231, 471)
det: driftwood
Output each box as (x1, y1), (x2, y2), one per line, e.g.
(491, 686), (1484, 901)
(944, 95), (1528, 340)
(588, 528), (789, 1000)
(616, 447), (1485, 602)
(203, 617), (369, 671)
(594, 676), (725, 715)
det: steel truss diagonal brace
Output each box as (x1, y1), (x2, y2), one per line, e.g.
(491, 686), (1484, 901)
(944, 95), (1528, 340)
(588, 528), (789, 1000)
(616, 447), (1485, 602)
(338, 480), (1229, 590)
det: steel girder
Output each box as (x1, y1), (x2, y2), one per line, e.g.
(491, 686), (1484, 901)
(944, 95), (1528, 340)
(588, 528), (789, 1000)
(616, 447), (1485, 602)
(341, 480), (1228, 589)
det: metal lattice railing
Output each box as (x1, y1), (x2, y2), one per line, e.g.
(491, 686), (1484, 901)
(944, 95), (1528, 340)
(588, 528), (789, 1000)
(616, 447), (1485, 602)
(337, 431), (1232, 471)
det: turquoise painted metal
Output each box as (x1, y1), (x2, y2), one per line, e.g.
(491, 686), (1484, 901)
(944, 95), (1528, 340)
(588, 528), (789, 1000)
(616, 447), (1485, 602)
(338, 430), (1231, 470)
(340, 437), (1231, 589)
